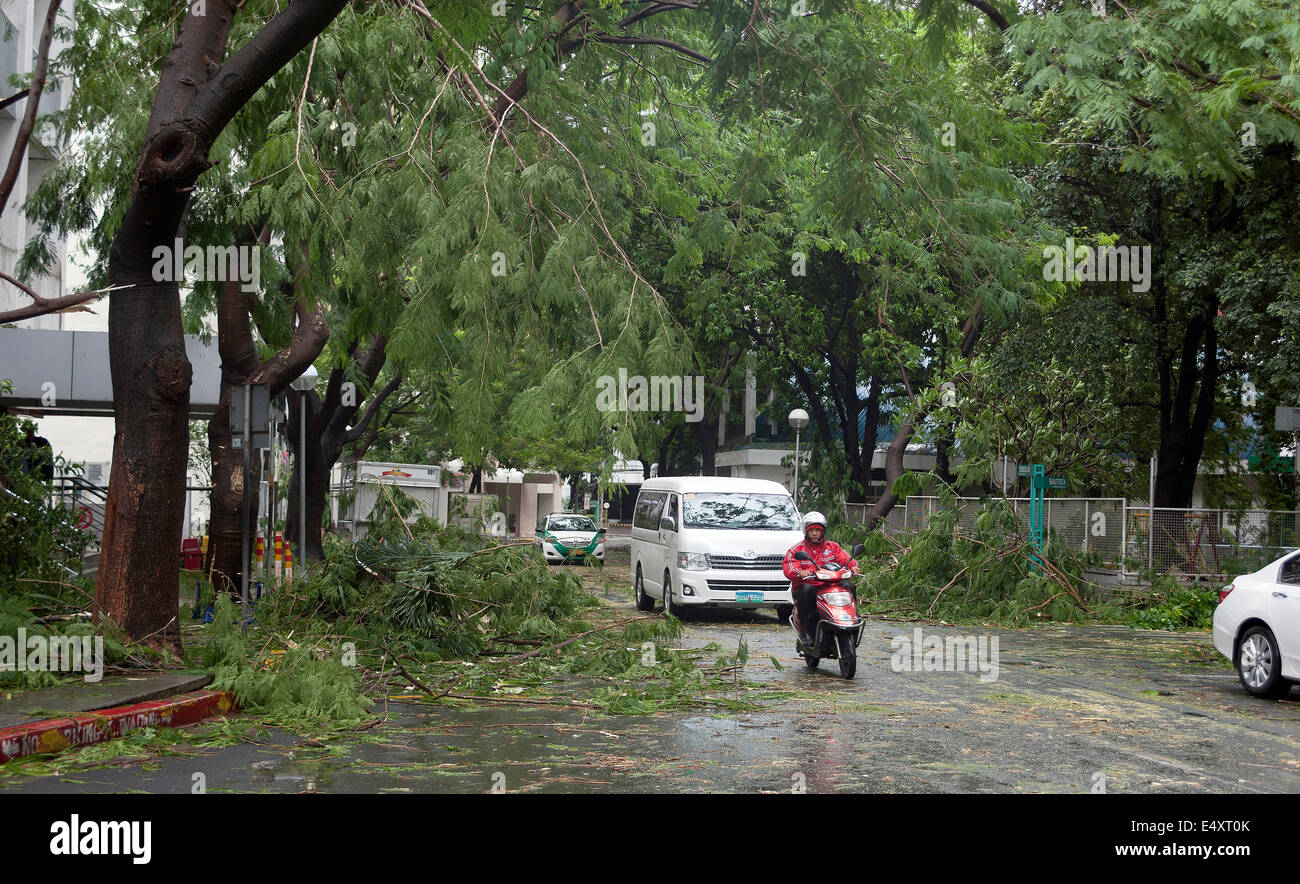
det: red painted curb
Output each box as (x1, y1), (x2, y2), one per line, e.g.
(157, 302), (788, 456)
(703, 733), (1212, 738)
(0, 689), (238, 763)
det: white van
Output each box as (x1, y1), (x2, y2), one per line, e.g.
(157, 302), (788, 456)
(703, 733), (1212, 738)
(630, 476), (803, 616)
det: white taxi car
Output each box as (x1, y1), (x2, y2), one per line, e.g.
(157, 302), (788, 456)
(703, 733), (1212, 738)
(536, 512), (606, 564)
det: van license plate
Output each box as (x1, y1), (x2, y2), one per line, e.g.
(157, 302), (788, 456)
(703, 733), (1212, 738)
(736, 592), (764, 603)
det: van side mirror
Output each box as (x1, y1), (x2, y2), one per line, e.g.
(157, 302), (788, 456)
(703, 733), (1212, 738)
(794, 551), (812, 562)
(660, 516), (676, 532)
(597, 527), (606, 535)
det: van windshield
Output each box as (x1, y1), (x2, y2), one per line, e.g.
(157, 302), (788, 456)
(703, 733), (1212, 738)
(682, 493), (799, 530)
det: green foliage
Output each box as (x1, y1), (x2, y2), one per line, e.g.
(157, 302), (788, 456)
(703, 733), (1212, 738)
(1011, 0), (1300, 185)
(1126, 576), (1217, 630)
(0, 405), (88, 591)
(848, 498), (1125, 625)
(203, 595), (371, 723)
(949, 353), (1133, 497)
(0, 597), (137, 690)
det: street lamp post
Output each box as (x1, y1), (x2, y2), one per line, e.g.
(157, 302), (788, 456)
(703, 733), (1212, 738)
(788, 408), (809, 508)
(290, 364), (319, 569)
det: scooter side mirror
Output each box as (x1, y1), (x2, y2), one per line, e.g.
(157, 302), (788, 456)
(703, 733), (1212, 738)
(793, 551), (812, 562)
(851, 543), (865, 556)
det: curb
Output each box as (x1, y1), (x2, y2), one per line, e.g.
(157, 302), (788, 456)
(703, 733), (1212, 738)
(0, 690), (238, 764)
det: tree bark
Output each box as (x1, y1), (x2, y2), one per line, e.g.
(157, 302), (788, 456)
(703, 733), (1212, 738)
(93, 0), (352, 650)
(1153, 298), (1218, 509)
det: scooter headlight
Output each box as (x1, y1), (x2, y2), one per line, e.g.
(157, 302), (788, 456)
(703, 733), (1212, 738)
(822, 591), (852, 606)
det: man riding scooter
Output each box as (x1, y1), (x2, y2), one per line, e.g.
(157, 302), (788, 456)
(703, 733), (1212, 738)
(782, 512), (859, 648)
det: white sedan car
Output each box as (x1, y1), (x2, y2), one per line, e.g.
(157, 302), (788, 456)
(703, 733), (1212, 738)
(1213, 549), (1300, 698)
(535, 513), (606, 565)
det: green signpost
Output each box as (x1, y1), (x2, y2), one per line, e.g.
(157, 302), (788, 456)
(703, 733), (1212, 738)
(1024, 469), (1068, 573)
(1028, 465), (1044, 572)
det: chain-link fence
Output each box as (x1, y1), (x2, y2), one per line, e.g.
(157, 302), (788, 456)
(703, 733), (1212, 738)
(845, 496), (1127, 566)
(1125, 508), (1300, 580)
(845, 497), (1300, 581)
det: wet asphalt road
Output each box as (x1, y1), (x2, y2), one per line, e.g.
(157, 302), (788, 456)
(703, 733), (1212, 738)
(4, 557), (1300, 793)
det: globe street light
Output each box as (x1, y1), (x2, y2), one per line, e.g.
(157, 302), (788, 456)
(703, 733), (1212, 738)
(290, 364), (319, 569)
(788, 408), (809, 508)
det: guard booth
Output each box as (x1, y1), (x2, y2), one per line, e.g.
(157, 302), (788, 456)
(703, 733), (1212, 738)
(335, 461), (442, 540)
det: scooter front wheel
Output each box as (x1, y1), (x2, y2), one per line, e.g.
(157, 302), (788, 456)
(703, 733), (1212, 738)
(836, 632), (856, 679)
(804, 652), (820, 670)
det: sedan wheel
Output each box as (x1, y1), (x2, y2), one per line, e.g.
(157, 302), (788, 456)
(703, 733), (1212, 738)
(1237, 626), (1292, 699)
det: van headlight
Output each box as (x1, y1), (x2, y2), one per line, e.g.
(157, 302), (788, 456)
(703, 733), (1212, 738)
(678, 552), (710, 571)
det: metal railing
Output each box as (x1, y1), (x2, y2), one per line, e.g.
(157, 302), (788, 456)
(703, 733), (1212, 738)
(51, 476), (109, 550)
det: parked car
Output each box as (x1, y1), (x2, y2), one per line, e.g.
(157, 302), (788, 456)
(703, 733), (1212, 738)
(629, 476), (802, 618)
(1213, 549), (1300, 698)
(536, 512), (605, 564)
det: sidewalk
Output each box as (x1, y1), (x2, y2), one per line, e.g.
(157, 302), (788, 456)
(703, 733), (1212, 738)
(0, 671), (236, 763)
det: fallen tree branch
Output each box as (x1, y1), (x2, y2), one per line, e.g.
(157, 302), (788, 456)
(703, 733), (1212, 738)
(500, 614), (663, 664)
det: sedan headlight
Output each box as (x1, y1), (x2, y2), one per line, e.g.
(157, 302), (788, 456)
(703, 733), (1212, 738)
(678, 552), (710, 571)
(822, 591), (852, 606)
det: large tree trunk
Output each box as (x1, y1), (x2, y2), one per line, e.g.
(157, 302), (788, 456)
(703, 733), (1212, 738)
(93, 0), (352, 649)
(1153, 296), (1219, 509)
(95, 3), (239, 652)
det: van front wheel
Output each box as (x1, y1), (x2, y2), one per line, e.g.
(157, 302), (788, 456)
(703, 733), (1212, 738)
(663, 571), (685, 619)
(635, 566), (655, 611)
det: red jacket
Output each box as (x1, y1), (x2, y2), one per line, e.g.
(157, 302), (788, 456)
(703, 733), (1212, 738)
(782, 538), (857, 592)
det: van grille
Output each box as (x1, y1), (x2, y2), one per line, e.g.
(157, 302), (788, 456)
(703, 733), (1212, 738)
(708, 554), (783, 570)
(706, 579), (790, 593)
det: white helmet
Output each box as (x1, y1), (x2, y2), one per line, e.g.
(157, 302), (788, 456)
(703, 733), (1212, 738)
(802, 511), (827, 539)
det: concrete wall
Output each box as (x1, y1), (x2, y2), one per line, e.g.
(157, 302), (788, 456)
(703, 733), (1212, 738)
(0, 0), (73, 330)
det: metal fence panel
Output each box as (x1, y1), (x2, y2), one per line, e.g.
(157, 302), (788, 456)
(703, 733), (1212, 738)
(1125, 507), (1300, 580)
(849, 496), (1126, 564)
(847, 497), (1300, 581)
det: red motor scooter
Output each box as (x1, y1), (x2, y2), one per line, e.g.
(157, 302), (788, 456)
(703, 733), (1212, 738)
(789, 544), (866, 679)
